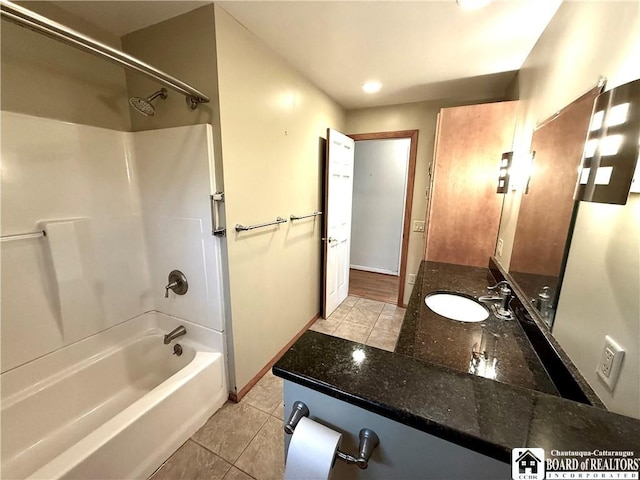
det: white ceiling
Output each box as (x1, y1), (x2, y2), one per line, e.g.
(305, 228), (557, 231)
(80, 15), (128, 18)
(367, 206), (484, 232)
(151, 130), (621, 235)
(218, 1), (562, 109)
(52, 0), (563, 110)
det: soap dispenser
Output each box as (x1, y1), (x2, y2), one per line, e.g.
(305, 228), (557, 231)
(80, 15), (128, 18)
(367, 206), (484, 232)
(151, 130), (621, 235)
(536, 286), (553, 324)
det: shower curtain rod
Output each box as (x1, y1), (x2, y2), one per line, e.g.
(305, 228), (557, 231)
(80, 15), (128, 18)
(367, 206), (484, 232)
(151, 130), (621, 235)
(0, 0), (210, 107)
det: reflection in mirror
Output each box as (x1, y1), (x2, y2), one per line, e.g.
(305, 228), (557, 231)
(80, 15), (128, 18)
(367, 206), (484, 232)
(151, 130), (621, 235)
(508, 87), (601, 327)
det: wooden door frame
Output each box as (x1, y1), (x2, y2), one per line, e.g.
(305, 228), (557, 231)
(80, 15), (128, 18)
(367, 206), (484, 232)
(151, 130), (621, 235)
(347, 130), (419, 307)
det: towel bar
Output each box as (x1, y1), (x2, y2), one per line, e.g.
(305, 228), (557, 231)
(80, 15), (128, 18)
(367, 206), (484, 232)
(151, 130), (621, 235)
(0, 230), (46, 242)
(290, 211), (322, 221)
(235, 216), (287, 232)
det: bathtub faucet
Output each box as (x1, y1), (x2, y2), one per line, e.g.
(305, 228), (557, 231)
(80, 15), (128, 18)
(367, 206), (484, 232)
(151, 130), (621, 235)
(164, 325), (187, 344)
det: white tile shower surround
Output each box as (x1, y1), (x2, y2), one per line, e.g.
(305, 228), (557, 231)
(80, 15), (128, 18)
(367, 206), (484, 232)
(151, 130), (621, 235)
(132, 126), (224, 329)
(152, 296), (405, 480)
(0, 112), (224, 373)
(1, 113), (150, 371)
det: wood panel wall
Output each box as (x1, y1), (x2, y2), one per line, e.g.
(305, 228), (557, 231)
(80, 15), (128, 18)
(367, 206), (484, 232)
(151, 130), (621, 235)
(425, 101), (517, 267)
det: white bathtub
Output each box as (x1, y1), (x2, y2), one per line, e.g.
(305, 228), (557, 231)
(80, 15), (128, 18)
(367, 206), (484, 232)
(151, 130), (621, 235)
(1, 312), (227, 479)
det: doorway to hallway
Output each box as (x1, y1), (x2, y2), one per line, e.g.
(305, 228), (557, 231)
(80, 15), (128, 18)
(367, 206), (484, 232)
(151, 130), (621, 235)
(348, 130), (418, 306)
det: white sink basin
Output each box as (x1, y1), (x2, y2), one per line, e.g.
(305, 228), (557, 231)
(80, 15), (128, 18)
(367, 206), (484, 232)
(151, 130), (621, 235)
(424, 292), (489, 322)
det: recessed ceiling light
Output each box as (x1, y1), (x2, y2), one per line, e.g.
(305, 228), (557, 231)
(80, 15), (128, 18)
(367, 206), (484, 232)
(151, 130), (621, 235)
(457, 0), (492, 10)
(362, 81), (382, 94)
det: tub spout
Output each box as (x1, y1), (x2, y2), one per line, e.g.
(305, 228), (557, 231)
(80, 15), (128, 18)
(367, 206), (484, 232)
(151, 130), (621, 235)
(164, 325), (187, 344)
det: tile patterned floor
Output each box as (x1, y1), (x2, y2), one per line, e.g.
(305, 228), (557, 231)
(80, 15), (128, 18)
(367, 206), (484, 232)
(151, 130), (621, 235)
(149, 370), (285, 480)
(150, 295), (404, 480)
(309, 296), (406, 352)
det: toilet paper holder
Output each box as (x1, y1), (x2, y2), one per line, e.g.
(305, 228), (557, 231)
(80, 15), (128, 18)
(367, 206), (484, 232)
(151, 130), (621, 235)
(285, 401), (379, 469)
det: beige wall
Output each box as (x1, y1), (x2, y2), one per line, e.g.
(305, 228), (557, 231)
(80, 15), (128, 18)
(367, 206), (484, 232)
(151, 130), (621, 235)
(346, 98), (505, 305)
(496, 1), (639, 418)
(1, 2), (221, 134)
(121, 5), (220, 136)
(214, 5), (346, 393)
(1, 2), (131, 130)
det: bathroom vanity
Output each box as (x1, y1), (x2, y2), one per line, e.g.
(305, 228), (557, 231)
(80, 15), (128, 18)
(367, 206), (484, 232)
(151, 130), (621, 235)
(274, 260), (640, 479)
(395, 261), (558, 395)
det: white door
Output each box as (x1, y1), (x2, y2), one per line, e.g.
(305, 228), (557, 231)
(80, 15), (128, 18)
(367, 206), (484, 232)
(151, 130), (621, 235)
(323, 128), (355, 318)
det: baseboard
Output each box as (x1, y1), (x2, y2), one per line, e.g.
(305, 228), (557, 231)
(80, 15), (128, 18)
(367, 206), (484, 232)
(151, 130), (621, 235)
(350, 265), (399, 276)
(229, 312), (320, 403)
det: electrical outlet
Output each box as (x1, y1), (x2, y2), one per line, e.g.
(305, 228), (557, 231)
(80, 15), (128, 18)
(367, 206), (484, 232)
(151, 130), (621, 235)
(596, 336), (625, 390)
(413, 220), (425, 232)
(408, 274), (416, 284)
(497, 238), (504, 257)
(600, 347), (614, 377)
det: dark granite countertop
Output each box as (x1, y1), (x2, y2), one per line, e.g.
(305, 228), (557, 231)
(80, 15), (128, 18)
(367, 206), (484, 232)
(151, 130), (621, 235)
(274, 331), (640, 463)
(396, 261), (558, 395)
(273, 260), (640, 464)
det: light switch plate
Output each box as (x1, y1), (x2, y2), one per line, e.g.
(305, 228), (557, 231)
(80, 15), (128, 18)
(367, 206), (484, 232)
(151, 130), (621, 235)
(497, 238), (504, 257)
(413, 220), (425, 232)
(596, 335), (625, 390)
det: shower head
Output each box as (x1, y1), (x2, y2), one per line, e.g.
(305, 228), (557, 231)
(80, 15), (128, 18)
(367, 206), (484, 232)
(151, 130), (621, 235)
(129, 88), (168, 116)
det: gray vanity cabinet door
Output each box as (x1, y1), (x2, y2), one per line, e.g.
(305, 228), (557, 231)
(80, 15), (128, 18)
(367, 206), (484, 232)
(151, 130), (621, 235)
(284, 381), (510, 480)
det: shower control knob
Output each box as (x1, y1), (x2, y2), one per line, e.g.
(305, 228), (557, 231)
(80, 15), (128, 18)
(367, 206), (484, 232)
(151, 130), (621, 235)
(165, 270), (188, 298)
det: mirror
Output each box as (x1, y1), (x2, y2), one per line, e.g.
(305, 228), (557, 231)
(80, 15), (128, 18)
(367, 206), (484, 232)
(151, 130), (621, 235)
(507, 87), (601, 327)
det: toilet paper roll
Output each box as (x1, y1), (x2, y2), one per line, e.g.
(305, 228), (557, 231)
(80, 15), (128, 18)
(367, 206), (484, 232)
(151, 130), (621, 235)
(284, 416), (342, 480)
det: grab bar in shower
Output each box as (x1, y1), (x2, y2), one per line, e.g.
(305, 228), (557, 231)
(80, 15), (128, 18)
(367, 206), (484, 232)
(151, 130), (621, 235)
(0, 0), (210, 108)
(290, 211), (322, 221)
(235, 216), (287, 232)
(0, 230), (46, 242)
(210, 192), (226, 237)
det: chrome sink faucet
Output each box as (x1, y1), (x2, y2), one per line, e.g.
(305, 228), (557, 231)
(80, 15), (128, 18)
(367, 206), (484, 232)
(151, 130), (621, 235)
(164, 325), (187, 344)
(479, 281), (513, 320)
